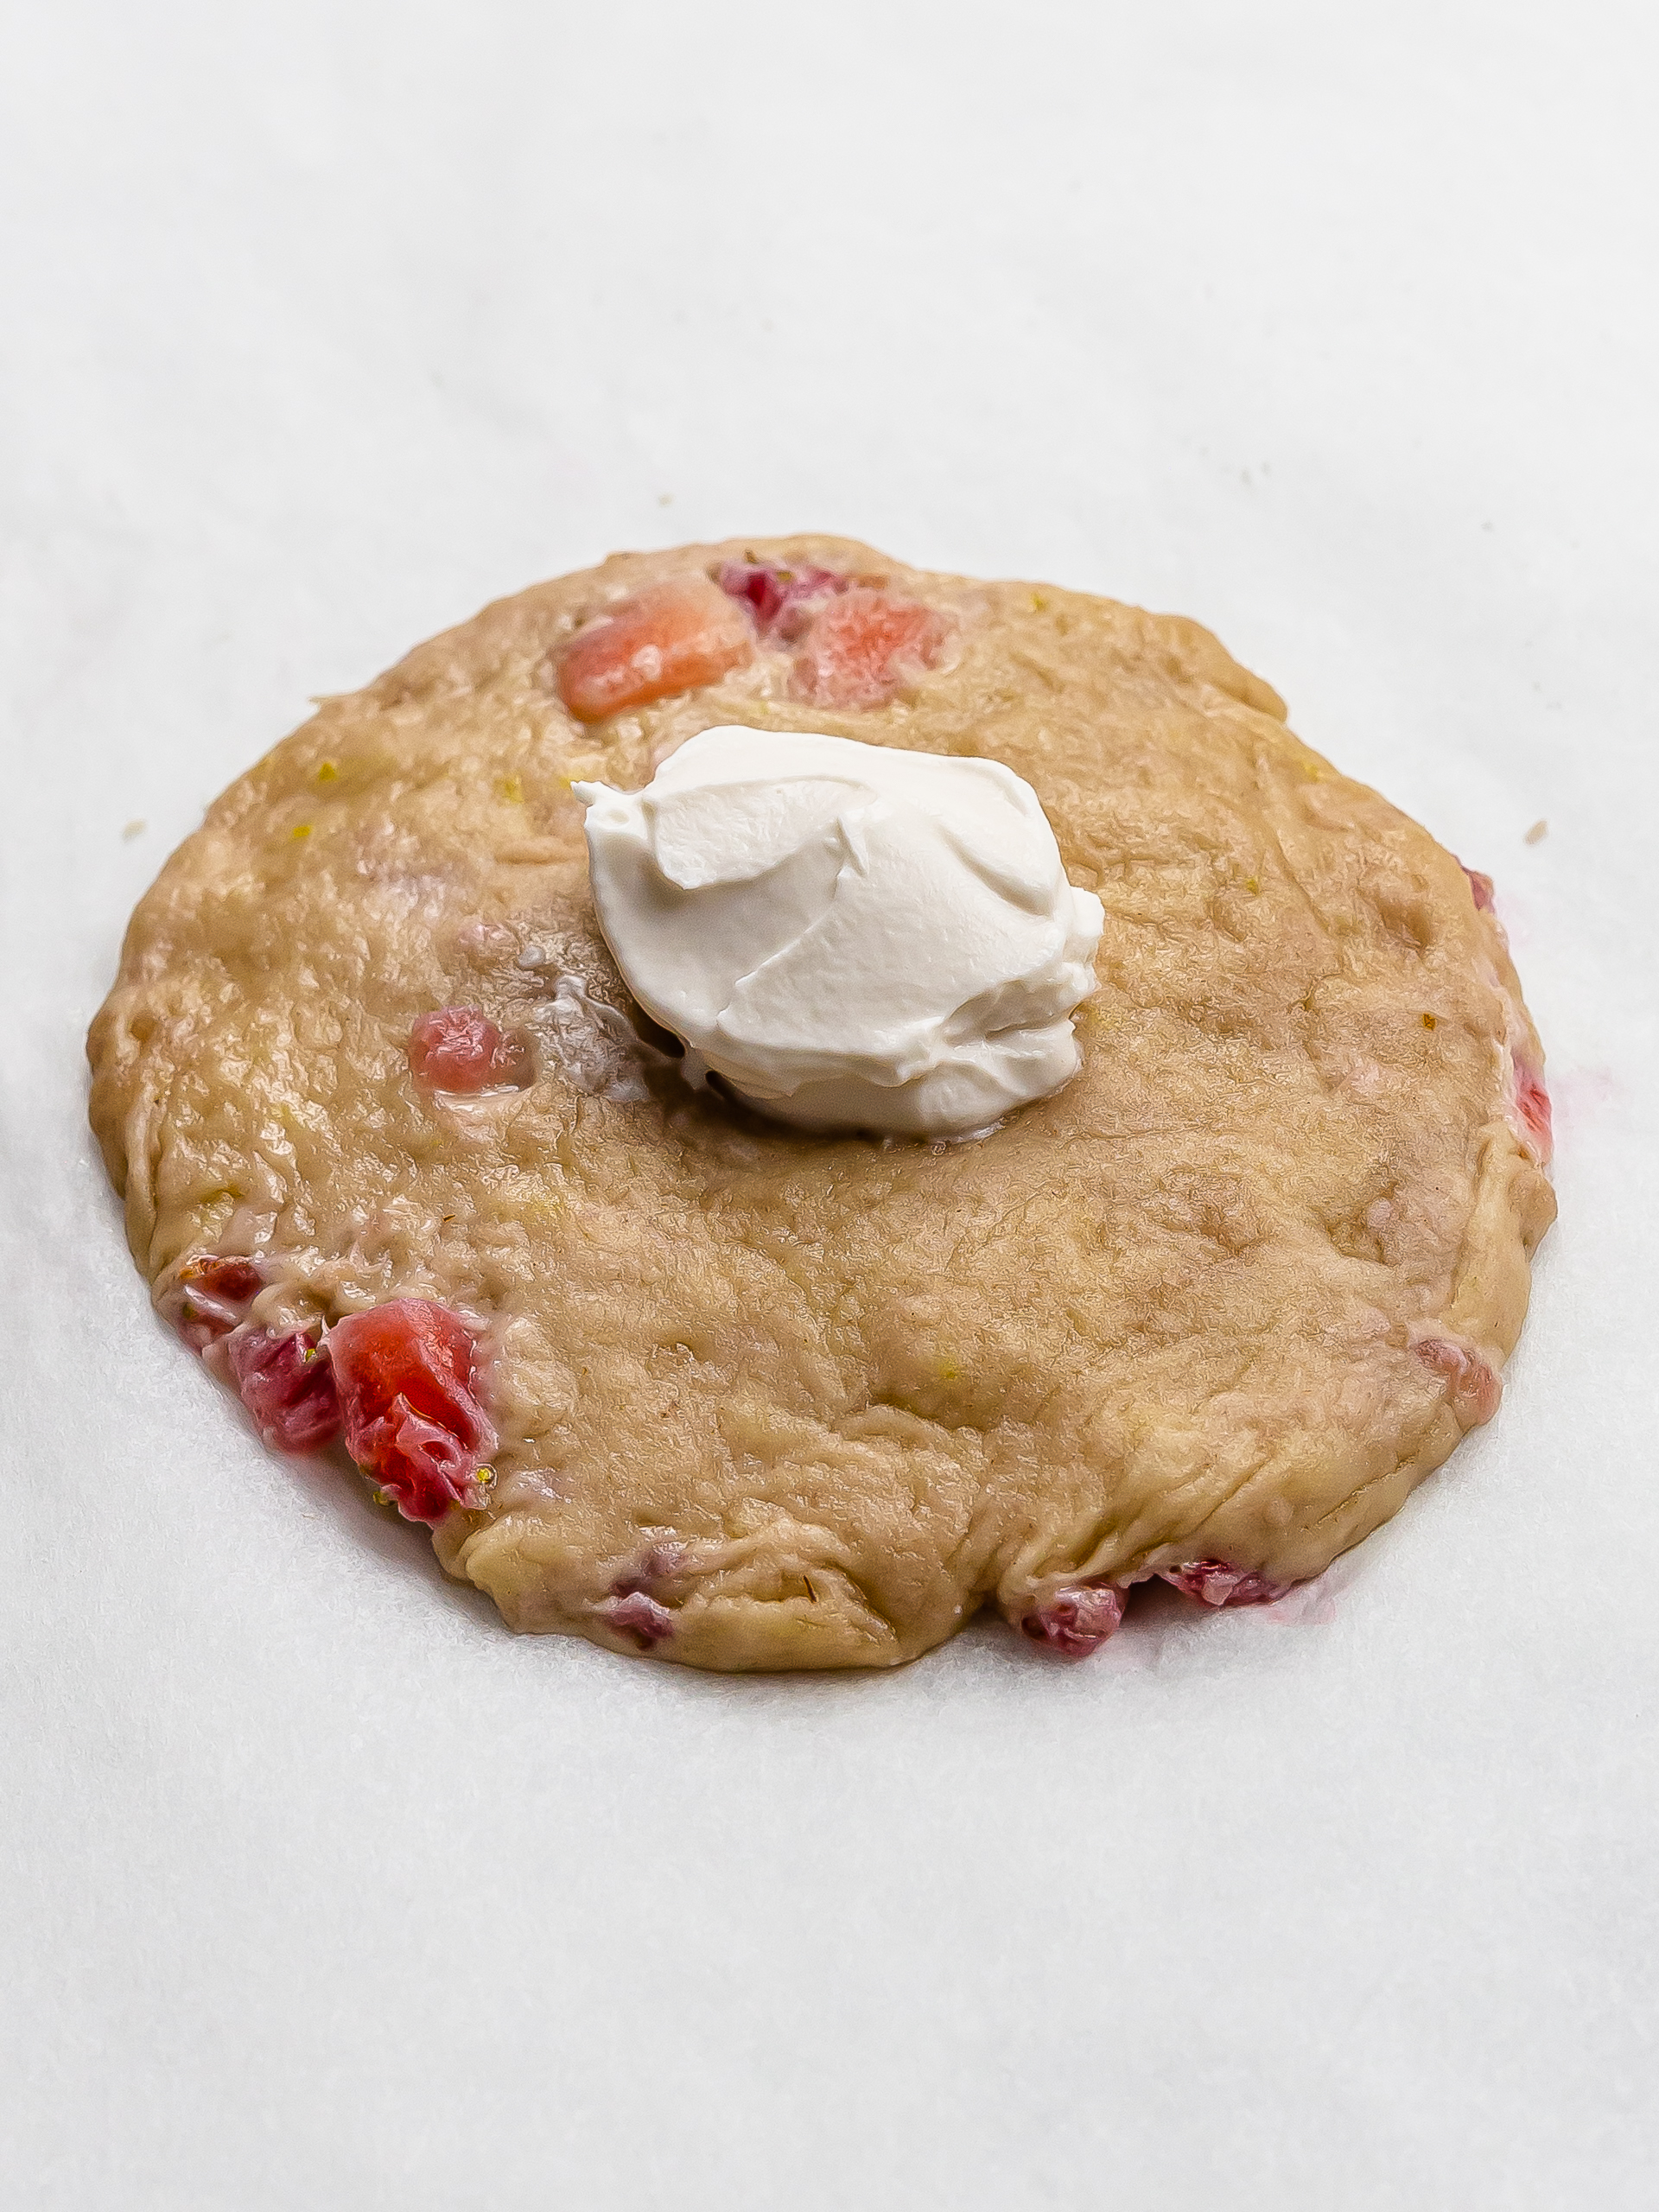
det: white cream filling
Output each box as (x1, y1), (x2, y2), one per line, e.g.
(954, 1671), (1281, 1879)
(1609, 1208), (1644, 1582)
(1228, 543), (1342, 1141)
(575, 725), (1103, 1139)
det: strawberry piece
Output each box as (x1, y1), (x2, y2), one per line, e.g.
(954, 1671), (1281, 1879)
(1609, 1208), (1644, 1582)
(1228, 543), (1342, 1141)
(1017, 1580), (1125, 1656)
(611, 1541), (692, 1599)
(791, 588), (950, 709)
(1461, 864), (1496, 912)
(1161, 1560), (1292, 1608)
(1512, 1051), (1554, 1162)
(595, 1591), (676, 1648)
(557, 576), (753, 721)
(327, 1299), (497, 1525)
(227, 1325), (341, 1452)
(187, 1255), (263, 1302)
(716, 561), (847, 640)
(408, 1007), (531, 1093)
(173, 1254), (264, 1352)
(1415, 1336), (1502, 1425)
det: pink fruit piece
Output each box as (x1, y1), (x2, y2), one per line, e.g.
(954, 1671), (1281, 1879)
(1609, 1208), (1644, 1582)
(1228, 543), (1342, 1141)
(556, 575), (753, 722)
(1415, 1336), (1503, 1425)
(174, 1254), (264, 1352)
(227, 1325), (341, 1452)
(1512, 1051), (1554, 1163)
(611, 1541), (691, 1599)
(408, 1006), (532, 1093)
(327, 1299), (497, 1525)
(1161, 1560), (1292, 1608)
(1461, 863), (1496, 912)
(595, 1591), (676, 1649)
(715, 561), (848, 640)
(1017, 1580), (1126, 1657)
(791, 588), (951, 709)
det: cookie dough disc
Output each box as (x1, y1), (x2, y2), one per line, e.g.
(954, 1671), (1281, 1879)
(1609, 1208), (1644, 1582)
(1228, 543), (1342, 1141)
(87, 538), (1555, 1670)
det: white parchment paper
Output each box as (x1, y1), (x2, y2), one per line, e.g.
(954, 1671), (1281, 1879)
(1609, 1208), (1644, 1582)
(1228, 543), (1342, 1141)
(3, 4), (1656, 2205)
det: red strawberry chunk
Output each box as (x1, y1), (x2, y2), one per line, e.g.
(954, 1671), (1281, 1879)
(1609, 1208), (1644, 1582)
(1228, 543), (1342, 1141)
(227, 1325), (342, 1452)
(1161, 1560), (1292, 1608)
(1512, 1051), (1554, 1162)
(595, 1591), (676, 1648)
(1461, 863), (1496, 912)
(408, 1007), (531, 1093)
(1017, 1580), (1125, 1656)
(557, 576), (753, 721)
(792, 588), (950, 709)
(174, 1254), (264, 1352)
(1415, 1336), (1502, 1425)
(327, 1299), (497, 1525)
(716, 561), (847, 640)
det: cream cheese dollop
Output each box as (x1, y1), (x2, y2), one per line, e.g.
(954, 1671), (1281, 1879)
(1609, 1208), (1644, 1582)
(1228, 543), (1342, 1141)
(573, 726), (1103, 1138)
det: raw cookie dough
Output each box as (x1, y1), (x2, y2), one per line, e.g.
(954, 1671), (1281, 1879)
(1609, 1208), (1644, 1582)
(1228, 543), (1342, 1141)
(87, 537), (1555, 1670)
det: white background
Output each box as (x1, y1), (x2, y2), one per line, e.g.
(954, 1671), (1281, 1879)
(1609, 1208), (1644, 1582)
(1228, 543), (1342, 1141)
(3, 3), (1656, 2204)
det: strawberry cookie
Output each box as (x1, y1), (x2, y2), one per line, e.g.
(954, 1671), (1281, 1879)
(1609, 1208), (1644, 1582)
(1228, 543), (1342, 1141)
(87, 537), (1554, 1669)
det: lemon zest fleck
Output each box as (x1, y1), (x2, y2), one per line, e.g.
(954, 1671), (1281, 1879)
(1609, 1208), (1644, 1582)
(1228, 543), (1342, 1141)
(316, 760), (339, 783)
(291, 823), (313, 841)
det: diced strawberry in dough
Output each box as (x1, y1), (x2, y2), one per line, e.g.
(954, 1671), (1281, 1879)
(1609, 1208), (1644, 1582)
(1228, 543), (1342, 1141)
(595, 1591), (676, 1648)
(716, 561), (847, 639)
(792, 589), (950, 709)
(1513, 1052), (1554, 1162)
(327, 1299), (497, 1525)
(1017, 1580), (1125, 1656)
(174, 1254), (264, 1351)
(227, 1325), (341, 1452)
(611, 1541), (691, 1599)
(188, 1255), (262, 1302)
(1461, 864), (1496, 912)
(557, 576), (753, 721)
(408, 1007), (531, 1093)
(1415, 1336), (1502, 1425)
(1161, 1560), (1292, 1607)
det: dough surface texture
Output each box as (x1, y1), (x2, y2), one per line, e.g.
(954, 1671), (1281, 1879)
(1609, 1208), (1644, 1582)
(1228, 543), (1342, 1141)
(88, 537), (1555, 1670)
